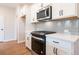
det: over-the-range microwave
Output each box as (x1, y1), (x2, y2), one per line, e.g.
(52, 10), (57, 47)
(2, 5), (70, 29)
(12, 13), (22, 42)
(37, 6), (52, 21)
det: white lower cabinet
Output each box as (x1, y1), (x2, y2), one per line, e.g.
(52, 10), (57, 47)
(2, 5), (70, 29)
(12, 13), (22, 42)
(57, 48), (72, 55)
(25, 33), (31, 50)
(46, 41), (55, 55)
(46, 41), (70, 55)
(46, 36), (73, 55)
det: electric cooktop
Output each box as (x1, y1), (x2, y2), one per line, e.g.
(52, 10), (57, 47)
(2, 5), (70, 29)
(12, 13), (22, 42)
(31, 31), (56, 35)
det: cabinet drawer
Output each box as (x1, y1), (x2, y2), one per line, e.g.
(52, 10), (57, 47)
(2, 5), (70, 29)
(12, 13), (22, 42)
(46, 36), (72, 50)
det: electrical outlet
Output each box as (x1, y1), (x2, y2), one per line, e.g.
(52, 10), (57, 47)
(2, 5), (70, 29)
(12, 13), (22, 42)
(64, 29), (71, 34)
(64, 29), (69, 33)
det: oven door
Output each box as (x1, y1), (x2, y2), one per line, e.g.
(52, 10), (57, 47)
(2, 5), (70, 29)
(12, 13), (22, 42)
(31, 36), (46, 55)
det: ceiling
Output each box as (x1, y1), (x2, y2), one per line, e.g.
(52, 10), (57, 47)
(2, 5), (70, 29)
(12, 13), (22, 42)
(0, 3), (33, 8)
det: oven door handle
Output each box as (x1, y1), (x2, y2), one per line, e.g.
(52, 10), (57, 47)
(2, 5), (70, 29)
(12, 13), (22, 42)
(32, 36), (43, 41)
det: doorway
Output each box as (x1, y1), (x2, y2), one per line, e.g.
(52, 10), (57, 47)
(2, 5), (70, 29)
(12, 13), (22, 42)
(16, 16), (26, 43)
(0, 16), (4, 41)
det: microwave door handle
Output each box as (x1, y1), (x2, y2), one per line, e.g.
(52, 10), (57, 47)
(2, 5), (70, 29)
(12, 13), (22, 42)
(45, 10), (46, 16)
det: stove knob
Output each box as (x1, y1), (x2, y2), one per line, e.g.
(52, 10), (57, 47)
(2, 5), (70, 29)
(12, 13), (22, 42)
(41, 51), (43, 54)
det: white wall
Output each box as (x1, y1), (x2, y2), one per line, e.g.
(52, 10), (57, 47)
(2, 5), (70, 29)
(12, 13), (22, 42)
(0, 5), (16, 41)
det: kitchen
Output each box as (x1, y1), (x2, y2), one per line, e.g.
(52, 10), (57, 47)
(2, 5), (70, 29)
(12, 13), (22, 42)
(0, 3), (79, 55)
(16, 3), (79, 55)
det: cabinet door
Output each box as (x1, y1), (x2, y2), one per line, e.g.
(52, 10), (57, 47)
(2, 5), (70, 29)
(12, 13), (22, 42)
(46, 41), (63, 55)
(25, 34), (31, 50)
(46, 41), (72, 55)
(53, 3), (76, 19)
(16, 5), (27, 17)
(53, 3), (63, 19)
(62, 3), (76, 17)
(22, 5), (27, 15)
(16, 7), (22, 17)
(31, 4), (41, 23)
(46, 41), (55, 55)
(57, 48), (72, 55)
(43, 3), (51, 7)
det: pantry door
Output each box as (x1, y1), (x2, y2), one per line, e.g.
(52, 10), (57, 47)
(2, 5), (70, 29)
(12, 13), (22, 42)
(0, 16), (4, 41)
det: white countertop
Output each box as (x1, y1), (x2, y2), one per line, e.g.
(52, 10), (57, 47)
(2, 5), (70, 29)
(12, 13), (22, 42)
(46, 33), (79, 42)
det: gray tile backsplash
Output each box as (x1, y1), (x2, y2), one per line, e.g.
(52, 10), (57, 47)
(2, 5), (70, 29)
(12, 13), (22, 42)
(33, 19), (79, 35)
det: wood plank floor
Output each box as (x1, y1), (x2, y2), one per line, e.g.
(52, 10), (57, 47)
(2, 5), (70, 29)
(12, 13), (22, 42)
(0, 40), (31, 55)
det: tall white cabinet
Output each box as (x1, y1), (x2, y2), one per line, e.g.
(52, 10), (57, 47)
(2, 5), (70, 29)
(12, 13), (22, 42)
(25, 33), (31, 50)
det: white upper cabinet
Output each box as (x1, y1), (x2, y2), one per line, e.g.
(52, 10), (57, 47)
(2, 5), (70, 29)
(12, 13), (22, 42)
(30, 3), (79, 22)
(52, 3), (79, 20)
(30, 4), (41, 23)
(43, 3), (52, 7)
(16, 5), (27, 18)
(22, 5), (27, 16)
(16, 6), (21, 17)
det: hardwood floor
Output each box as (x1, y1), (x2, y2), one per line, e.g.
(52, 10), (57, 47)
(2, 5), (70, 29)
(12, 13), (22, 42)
(0, 40), (31, 55)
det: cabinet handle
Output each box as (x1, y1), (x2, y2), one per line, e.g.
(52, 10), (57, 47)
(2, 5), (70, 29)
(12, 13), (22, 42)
(55, 48), (58, 55)
(41, 51), (43, 54)
(53, 47), (58, 55)
(53, 47), (55, 54)
(53, 41), (59, 43)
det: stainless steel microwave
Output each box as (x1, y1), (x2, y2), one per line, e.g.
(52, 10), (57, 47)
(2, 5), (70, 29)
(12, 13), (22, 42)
(37, 6), (52, 21)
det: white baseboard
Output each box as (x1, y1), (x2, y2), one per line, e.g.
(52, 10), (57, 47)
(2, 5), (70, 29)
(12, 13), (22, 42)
(0, 39), (16, 42)
(17, 40), (25, 43)
(0, 39), (25, 43)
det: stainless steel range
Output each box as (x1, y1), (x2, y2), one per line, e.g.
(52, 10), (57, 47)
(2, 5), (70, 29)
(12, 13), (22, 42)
(31, 31), (56, 55)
